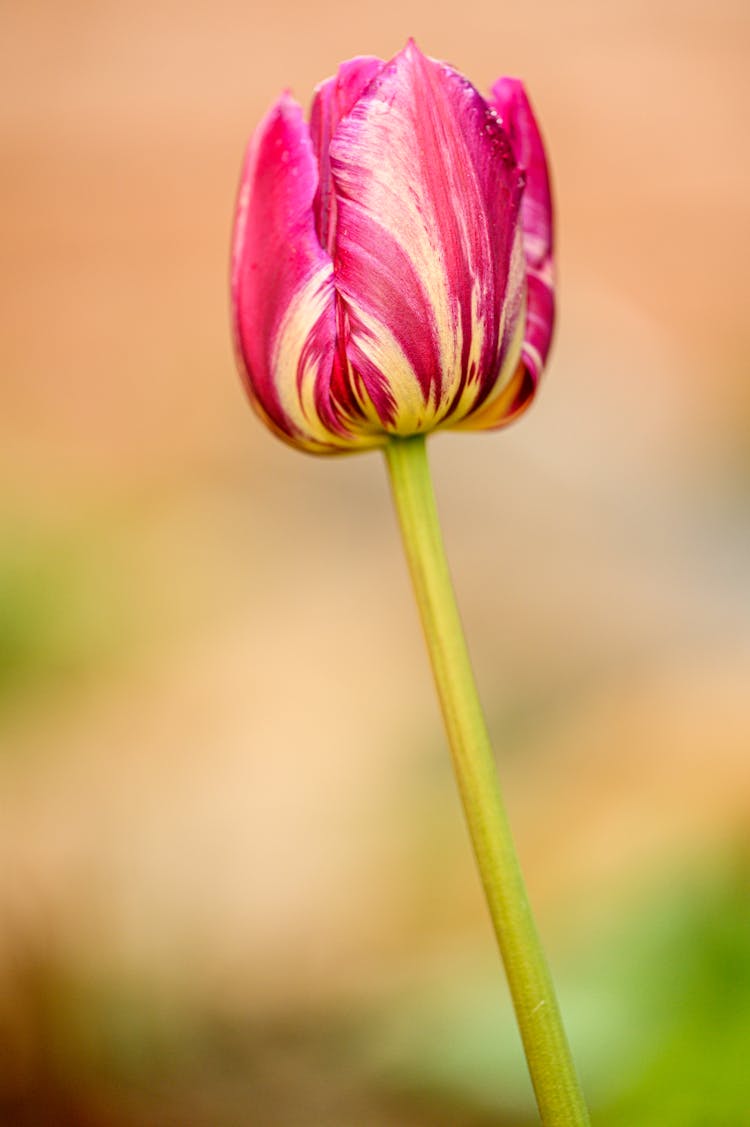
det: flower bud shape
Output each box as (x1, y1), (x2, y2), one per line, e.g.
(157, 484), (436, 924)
(231, 40), (554, 454)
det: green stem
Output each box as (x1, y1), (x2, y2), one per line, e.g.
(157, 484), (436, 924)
(384, 434), (589, 1127)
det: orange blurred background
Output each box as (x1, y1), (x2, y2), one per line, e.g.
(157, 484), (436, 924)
(1, 3), (749, 1124)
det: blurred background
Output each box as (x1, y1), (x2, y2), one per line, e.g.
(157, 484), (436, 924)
(1, 2), (749, 1124)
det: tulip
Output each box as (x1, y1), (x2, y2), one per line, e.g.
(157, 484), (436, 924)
(230, 44), (589, 1127)
(231, 40), (554, 454)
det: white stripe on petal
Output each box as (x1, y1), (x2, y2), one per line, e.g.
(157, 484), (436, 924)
(273, 267), (385, 452)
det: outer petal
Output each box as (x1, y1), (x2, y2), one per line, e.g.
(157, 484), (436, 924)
(231, 94), (382, 452)
(328, 41), (526, 435)
(491, 78), (554, 392)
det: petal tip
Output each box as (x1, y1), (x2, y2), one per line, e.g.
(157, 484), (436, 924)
(392, 37), (430, 71)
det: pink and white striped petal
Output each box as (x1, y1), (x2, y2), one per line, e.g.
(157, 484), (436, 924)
(231, 94), (383, 452)
(328, 41), (526, 434)
(491, 78), (555, 390)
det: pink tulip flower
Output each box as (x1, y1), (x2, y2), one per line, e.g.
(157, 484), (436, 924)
(231, 40), (554, 454)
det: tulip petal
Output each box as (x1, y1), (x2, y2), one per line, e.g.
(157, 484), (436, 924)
(231, 94), (383, 452)
(491, 78), (554, 391)
(309, 56), (384, 253)
(328, 41), (526, 434)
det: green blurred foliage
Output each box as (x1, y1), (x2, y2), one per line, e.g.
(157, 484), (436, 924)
(596, 859), (750, 1126)
(364, 853), (750, 1126)
(2, 854), (747, 1124)
(0, 520), (127, 711)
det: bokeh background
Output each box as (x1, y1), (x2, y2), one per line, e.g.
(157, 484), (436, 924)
(2, 2), (749, 1124)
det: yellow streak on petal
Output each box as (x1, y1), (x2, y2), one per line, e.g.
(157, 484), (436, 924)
(347, 304), (428, 432)
(450, 294), (527, 431)
(273, 267), (385, 452)
(447, 228), (526, 428)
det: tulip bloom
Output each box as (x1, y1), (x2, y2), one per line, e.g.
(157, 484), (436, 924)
(231, 41), (554, 453)
(229, 45), (589, 1121)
